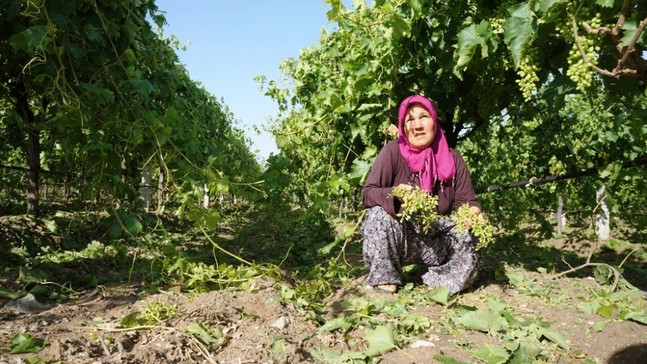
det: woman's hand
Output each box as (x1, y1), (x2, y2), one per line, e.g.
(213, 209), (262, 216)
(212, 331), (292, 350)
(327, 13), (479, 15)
(463, 206), (484, 229)
(394, 184), (413, 202)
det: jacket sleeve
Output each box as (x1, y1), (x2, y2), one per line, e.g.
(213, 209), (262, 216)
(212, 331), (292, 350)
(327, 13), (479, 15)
(361, 143), (399, 216)
(452, 149), (482, 211)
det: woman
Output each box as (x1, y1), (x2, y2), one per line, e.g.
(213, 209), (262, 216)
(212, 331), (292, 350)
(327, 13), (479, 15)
(361, 94), (483, 295)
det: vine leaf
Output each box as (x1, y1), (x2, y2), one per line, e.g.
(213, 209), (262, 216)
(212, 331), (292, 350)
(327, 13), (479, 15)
(428, 286), (450, 306)
(536, 326), (570, 350)
(320, 316), (354, 332)
(596, 0), (615, 7)
(363, 324), (396, 356)
(624, 310), (647, 325)
(538, 0), (567, 13)
(2, 333), (47, 354)
(185, 322), (225, 348)
(349, 159), (371, 184)
(433, 354), (471, 364)
(454, 20), (498, 78)
(458, 309), (508, 333)
(508, 344), (535, 364)
(472, 343), (510, 364)
(503, 3), (536, 69)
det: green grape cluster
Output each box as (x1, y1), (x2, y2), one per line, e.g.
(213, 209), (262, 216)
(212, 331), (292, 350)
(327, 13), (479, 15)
(489, 17), (504, 35)
(515, 47), (539, 101)
(392, 185), (439, 234)
(557, 18), (574, 41)
(392, 186), (494, 249)
(452, 204), (494, 250)
(589, 13), (602, 29)
(566, 35), (598, 91)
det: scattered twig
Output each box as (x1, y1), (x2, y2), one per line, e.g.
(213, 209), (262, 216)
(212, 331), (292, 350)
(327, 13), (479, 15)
(98, 335), (111, 357)
(188, 335), (218, 364)
(553, 248), (621, 291)
(335, 209), (366, 266)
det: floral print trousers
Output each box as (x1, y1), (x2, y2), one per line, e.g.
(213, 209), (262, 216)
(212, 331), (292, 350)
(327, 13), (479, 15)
(361, 206), (479, 295)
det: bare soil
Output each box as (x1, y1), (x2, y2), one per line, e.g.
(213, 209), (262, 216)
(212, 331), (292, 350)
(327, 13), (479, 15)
(1, 214), (646, 363)
(1, 269), (646, 363)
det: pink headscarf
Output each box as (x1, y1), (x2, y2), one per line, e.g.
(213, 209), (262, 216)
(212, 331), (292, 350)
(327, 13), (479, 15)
(397, 95), (455, 193)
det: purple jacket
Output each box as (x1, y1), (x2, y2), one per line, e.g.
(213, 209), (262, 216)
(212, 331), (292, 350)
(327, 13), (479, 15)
(362, 140), (481, 216)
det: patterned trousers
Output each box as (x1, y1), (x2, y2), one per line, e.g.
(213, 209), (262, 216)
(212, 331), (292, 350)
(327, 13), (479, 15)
(361, 206), (479, 295)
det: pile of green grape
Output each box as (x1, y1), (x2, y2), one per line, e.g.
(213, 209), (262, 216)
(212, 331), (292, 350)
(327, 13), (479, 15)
(391, 185), (494, 250)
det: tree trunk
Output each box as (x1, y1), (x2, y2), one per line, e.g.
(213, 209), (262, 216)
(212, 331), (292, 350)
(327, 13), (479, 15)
(140, 165), (152, 212)
(596, 185), (610, 241)
(556, 195), (564, 235)
(12, 80), (40, 217)
(203, 183), (210, 209)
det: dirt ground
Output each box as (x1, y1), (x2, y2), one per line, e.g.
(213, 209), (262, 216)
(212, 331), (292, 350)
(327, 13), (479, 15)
(1, 213), (646, 363)
(1, 269), (646, 364)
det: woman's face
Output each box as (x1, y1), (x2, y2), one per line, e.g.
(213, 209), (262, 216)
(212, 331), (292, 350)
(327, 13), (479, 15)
(403, 104), (435, 150)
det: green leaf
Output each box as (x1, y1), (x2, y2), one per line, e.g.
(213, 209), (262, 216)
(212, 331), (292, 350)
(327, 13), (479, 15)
(427, 286), (450, 305)
(185, 322), (224, 347)
(363, 324), (396, 357)
(202, 210), (220, 230)
(320, 316), (353, 332)
(624, 310), (647, 325)
(593, 265), (614, 285)
(537, 326), (570, 350)
(538, 0), (567, 12)
(453, 21), (498, 77)
(577, 300), (600, 313)
(9, 25), (51, 52)
(349, 159), (371, 183)
(620, 18), (647, 48)
(508, 344), (534, 364)
(503, 3), (536, 69)
(472, 343), (510, 364)
(120, 312), (142, 328)
(458, 309), (508, 332)
(596, 304), (614, 318)
(0, 287), (27, 300)
(43, 219), (58, 233)
(591, 321), (607, 332)
(596, 0), (614, 7)
(433, 354), (471, 364)
(2, 333), (47, 354)
(123, 214), (143, 235)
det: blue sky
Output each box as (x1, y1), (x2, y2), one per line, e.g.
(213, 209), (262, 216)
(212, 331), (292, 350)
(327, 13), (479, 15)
(155, 0), (333, 162)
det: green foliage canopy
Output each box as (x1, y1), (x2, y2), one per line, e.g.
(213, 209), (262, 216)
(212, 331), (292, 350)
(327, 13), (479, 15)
(262, 0), (646, 228)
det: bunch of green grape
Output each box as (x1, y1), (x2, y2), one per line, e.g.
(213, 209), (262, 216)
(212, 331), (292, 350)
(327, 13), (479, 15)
(451, 204), (494, 250)
(392, 185), (438, 234)
(489, 17), (504, 35)
(566, 15), (601, 91)
(589, 13), (602, 29)
(392, 186), (495, 249)
(516, 47), (540, 101)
